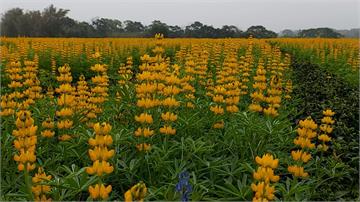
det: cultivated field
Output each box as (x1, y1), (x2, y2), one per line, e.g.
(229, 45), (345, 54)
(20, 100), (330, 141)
(0, 35), (359, 201)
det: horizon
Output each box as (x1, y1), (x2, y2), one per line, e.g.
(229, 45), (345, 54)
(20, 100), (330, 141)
(0, 0), (359, 32)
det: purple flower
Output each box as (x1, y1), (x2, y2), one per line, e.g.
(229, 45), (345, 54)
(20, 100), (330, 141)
(175, 171), (192, 202)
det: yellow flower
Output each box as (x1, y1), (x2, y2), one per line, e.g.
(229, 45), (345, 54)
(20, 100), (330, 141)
(56, 107), (73, 117)
(320, 124), (333, 134)
(162, 85), (181, 96)
(249, 103), (263, 112)
(32, 185), (51, 196)
(162, 97), (180, 108)
(263, 107), (278, 117)
(253, 167), (280, 183)
(299, 118), (317, 130)
(213, 95), (224, 103)
(288, 165), (309, 178)
(159, 125), (176, 135)
(86, 160), (114, 176)
(250, 92), (264, 102)
(323, 109), (335, 116)
(90, 64), (107, 72)
(318, 134), (331, 142)
(58, 65), (71, 74)
(14, 150), (36, 164)
(134, 127), (154, 137)
(321, 116), (335, 125)
(32, 167), (52, 183)
(212, 121), (224, 129)
(136, 143), (151, 152)
(255, 154), (279, 169)
(17, 162), (36, 171)
(135, 113), (153, 124)
(226, 105), (239, 113)
(55, 84), (75, 94)
(124, 182), (147, 202)
(57, 94), (76, 106)
(210, 105), (224, 115)
(13, 136), (37, 150)
(161, 112), (177, 122)
(317, 144), (329, 152)
(137, 98), (160, 108)
(88, 183), (112, 200)
(93, 122), (112, 135)
(89, 146), (115, 161)
(291, 150), (311, 163)
(42, 118), (55, 129)
(34, 194), (51, 202)
(124, 190), (133, 202)
(57, 120), (73, 129)
(88, 134), (113, 146)
(58, 134), (72, 141)
(92, 52), (101, 59)
(251, 182), (275, 201)
(186, 102), (195, 108)
(293, 137), (315, 149)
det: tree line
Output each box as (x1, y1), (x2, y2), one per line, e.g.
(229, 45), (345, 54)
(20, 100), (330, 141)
(0, 5), (278, 38)
(280, 28), (345, 38)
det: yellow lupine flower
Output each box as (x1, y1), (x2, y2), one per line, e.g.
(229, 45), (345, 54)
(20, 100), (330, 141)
(88, 183), (112, 200)
(210, 105), (224, 115)
(291, 150), (311, 163)
(159, 125), (176, 135)
(86, 160), (114, 176)
(93, 122), (112, 135)
(323, 109), (335, 116)
(255, 154), (279, 169)
(89, 146), (115, 161)
(318, 134), (331, 142)
(135, 113), (153, 124)
(124, 182), (147, 202)
(88, 135), (113, 146)
(298, 118), (318, 130)
(320, 124), (333, 133)
(288, 165), (309, 178)
(321, 116), (335, 124)
(136, 143), (151, 152)
(161, 112), (177, 122)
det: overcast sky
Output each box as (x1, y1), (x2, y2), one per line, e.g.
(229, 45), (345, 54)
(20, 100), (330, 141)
(0, 0), (359, 32)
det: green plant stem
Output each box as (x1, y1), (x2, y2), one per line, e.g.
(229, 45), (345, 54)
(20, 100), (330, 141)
(24, 168), (34, 201)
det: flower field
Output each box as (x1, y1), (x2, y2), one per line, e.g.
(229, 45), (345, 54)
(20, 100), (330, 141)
(0, 35), (359, 201)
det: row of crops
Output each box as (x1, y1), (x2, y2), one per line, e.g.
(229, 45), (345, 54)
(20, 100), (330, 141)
(0, 35), (359, 201)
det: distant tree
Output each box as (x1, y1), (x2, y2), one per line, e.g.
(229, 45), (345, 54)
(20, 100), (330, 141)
(0, 6), (283, 38)
(123, 20), (145, 33)
(298, 28), (343, 38)
(219, 25), (243, 38)
(185, 21), (204, 37)
(280, 29), (297, 37)
(1, 8), (24, 36)
(245, 25), (277, 38)
(146, 20), (169, 37)
(168, 25), (184, 38)
(92, 18), (123, 37)
(39, 5), (70, 37)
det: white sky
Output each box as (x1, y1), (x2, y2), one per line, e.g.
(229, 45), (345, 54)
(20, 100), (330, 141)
(0, 0), (359, 32)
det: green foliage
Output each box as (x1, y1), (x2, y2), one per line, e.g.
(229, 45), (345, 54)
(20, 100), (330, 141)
(287, 56), (359, 200)
(298, 28), (343, 38)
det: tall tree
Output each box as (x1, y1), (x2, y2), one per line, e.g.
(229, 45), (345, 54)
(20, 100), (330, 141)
(92, 18), (123, 37)
(146, 20), (169, 37)
(298, 28), (343, 38)
(123, 20), (145, 33)
(245, 25), (277, 38)
(1, 8), (25, 37)
(40, 5), (70, 36)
